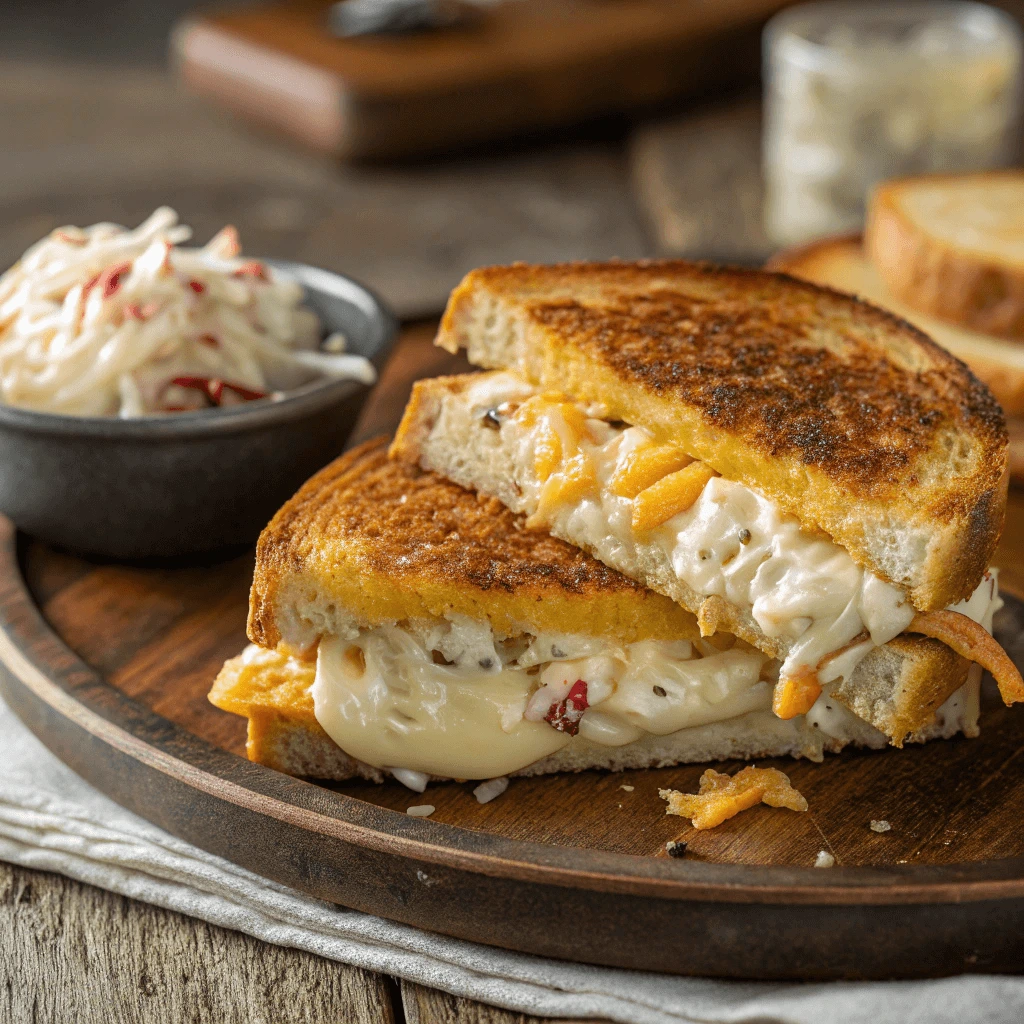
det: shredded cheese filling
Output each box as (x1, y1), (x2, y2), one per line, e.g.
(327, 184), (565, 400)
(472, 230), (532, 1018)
(450, 373), (1005, 712)
(311, 617), (778, 781)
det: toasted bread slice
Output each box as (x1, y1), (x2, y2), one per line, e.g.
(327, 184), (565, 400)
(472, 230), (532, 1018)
(769, 234), (1024, 418)
(866, 171), (1024, 340)
(434, 261), (1007, 611)
(249, 437), (699, 653)
(210, 639), (975, 783)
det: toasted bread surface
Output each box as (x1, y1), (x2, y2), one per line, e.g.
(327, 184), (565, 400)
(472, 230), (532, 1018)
(248, 437), (700, 651)
(436, 260), (1007, 610)
(769, 235), (1024, 417)
(867, 171), (1024, 340)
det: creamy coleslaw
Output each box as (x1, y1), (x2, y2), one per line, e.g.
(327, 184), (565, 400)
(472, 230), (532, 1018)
(0, 208), (376, 417)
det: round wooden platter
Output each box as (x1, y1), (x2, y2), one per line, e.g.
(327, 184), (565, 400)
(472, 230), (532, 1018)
(1, 524), (1024, 980)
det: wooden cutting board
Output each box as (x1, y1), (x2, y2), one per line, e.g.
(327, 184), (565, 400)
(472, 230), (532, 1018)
(2, 327), (1023, 980)
(172, 0), (796, 159)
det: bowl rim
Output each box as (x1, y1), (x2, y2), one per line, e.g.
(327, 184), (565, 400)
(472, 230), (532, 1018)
(0, 259), (399, 438)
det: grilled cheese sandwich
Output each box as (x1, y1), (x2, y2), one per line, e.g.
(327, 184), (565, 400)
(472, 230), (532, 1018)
(209, 440), (984, 786)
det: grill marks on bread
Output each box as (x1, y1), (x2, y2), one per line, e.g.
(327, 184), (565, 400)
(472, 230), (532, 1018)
(526, 283), (1003, 495)
(284, 439), (642, 597)
(249, 438), (704, 650)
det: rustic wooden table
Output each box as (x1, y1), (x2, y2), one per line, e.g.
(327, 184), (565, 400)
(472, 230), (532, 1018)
(4, 3), (1024, 1012)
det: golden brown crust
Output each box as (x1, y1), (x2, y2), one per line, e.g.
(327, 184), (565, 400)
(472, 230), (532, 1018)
(829, 635), (969, 746)
(438, 259), (1008, 609)
(770, 234), (1024, 444)
(867, 171), (1024, 341)
(248, 437), (700, 649)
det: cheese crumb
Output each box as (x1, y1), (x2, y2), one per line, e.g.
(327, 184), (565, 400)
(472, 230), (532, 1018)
(814, 850), (835, 868)
(660, 766), (807, 830)
(473, 778), (509, 804)
(620, 785), (635, 792)
(870, 819), (892, 833)
(406, 805), (435, 817)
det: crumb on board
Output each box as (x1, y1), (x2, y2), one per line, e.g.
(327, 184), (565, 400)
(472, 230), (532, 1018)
(814, 850), (835, 868)
(659, 766), (807, 830)
(870, 819), (892, 833)
(620, 785), (635, 792)
(473, 777), (509, 804)
(406, 805), (435, 817)
(665, 840), (688, 858)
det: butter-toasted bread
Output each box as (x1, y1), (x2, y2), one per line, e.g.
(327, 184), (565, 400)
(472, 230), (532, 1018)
(249, 437), (700, 652)
(769, 234), (1024, 418)
(435, 260), (1007, 611)
(866, 171), (1024, 341)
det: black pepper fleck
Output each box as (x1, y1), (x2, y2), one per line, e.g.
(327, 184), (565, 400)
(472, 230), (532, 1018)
(551, 645), (566, 658)
(653, 685), (667, 697)
(666, 840), (688, 858)
(481, 408), (502, 430)
(478, 657), (494, 670)
(738, 529), (751, 545)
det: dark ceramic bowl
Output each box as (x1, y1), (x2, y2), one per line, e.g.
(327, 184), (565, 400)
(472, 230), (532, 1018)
(0, 260), (397, 559)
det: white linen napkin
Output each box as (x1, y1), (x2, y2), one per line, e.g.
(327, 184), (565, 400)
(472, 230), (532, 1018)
(1, 693), (1021, 1024)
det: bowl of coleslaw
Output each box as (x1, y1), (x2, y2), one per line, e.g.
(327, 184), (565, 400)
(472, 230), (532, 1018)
(0, 209), (397, 558)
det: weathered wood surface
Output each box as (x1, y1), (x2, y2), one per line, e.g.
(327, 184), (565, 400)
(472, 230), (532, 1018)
(175, 0), (779, 159)
(629, 98), (770, 265)
(0, 858), (584, 1023)
(0, 63), (650, 321)
(0, 861), (397, 1024)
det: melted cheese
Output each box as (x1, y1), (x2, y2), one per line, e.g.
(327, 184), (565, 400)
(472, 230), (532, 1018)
(464, 374), (999, 688)
(312, 619), (773, 781)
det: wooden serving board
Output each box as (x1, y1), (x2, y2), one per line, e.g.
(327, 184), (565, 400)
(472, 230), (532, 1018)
(2, 328), (1024, 980)
(173, 0), (794, 159)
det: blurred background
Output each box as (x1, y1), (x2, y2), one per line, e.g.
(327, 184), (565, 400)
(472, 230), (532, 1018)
(3, 0), (1024, 321)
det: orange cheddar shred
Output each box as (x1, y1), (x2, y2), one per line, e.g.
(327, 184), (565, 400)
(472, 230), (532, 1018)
(528, 451), (598, 528)
(610, 441), (693, 499)
(631, 461), (717, 533)
(533, 420), (563, 482)
(772, 667), (823, 720)
(660, 767), (808, 830)
(907, 610), (1024, 706)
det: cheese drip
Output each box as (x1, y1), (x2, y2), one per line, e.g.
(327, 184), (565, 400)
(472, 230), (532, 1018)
(311, 618), (773, 781)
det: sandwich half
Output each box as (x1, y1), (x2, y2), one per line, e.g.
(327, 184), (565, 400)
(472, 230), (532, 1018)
(209, 439), (983, 787)
(391, 260), (1023, 742)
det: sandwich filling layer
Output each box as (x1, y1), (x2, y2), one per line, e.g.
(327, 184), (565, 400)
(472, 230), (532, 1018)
(414, 372), (1003, 716)
(311, 617), (778, 781)
(218, 613), (982, 785)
